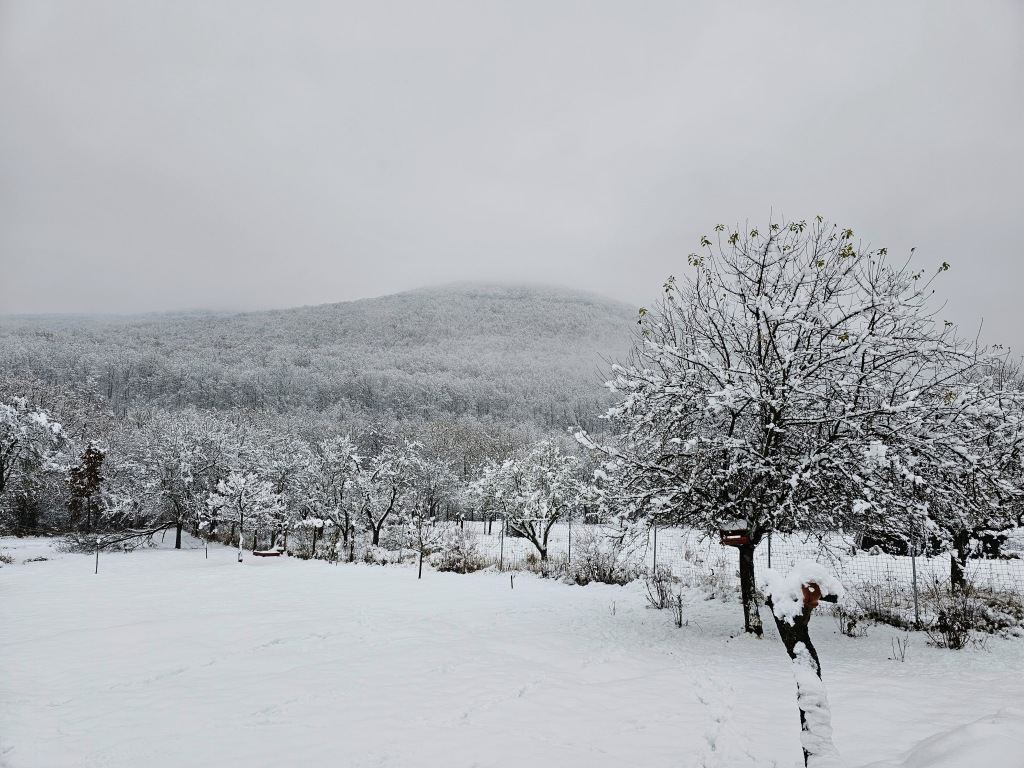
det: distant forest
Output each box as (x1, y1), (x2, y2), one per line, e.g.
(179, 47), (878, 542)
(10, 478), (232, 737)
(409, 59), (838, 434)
(0, 284), (636, 436)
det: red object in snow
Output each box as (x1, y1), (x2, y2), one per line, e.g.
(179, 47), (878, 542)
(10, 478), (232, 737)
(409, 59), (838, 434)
(719, 528), (750, 547)
(801, 582), (821, 610)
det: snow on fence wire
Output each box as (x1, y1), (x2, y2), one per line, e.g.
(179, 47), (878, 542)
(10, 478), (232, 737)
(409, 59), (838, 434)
(451, 522), (1024, 624)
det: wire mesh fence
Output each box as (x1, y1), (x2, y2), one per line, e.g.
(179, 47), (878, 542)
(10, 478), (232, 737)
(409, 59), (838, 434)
(208, 516), (1024, 631)
(445, 521), (1024, 626)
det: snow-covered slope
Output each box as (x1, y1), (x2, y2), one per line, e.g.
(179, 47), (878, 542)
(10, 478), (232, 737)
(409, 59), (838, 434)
(0, 283), (636, 430)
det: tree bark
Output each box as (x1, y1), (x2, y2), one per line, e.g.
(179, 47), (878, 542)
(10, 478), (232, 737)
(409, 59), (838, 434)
(773, 603), (821, 675)
(175, 521), (183, 550)
(738, 542), (764, 636)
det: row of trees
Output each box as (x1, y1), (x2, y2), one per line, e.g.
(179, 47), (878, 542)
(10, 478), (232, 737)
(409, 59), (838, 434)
(0, 394), (591, 564)
(579, 217), (1024, 635)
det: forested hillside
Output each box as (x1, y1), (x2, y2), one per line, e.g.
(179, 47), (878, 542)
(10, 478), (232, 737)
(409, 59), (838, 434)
(0, 283), (635, 433)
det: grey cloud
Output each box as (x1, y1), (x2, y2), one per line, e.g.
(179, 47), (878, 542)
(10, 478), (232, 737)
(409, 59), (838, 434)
(1, 0), (1021, 349)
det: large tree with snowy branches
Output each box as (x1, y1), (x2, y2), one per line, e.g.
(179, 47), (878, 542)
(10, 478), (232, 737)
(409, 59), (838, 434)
(579, 217), (1023, 635)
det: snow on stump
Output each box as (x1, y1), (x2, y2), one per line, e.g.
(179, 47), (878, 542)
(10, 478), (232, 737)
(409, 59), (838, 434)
(762, 561), (845, 768)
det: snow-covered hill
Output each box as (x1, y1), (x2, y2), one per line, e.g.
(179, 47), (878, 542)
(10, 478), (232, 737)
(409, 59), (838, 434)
(0, 283), (636, 430)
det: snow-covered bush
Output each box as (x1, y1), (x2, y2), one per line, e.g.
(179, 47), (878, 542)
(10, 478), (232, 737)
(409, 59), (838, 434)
(923, 579), (1024, 648)
(361, 545), (415, 566)
(975, 588), (1024, 636)
(565, 527), (643, 586)
(521, 552), (567, 579)
(925, 588), (980, 650)
(431, 529), (488, 574)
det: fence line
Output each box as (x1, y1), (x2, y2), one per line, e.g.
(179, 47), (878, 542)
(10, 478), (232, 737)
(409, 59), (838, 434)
(173, 517), (1024, 627)
(441, 522), (1024, 624)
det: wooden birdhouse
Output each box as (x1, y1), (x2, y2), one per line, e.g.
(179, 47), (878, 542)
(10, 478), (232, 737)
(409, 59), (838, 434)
(719, 527), (750, 547)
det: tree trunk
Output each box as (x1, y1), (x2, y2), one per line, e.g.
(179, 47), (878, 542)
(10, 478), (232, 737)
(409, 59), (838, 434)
(175, 521), (183, 550)
(767, 601), (843, 767)
(371, 524), (381, 546)
(738, 542), (764, 636)
(950, 528), (970, 592)
(418, 551), (424, 579)
(773, 603), (821, 676)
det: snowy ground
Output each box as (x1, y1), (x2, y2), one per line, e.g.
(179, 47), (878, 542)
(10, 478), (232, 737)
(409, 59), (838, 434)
(2, 537), (1022, 768)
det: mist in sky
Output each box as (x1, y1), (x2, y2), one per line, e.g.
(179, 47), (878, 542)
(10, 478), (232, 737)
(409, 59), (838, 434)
(1, 1), (1021, 349)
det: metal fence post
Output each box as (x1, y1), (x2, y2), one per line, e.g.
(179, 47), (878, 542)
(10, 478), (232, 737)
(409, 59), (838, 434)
(911, 516), (921, 628)
(499, 516), (505, 572)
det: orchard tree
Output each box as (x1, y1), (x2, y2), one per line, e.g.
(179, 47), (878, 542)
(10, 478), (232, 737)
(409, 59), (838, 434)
(255, 435), (315, 550)
(891, 359), (1024, 589)
(579, 217), (1020, 635)
(403, 449), (459, 577)
(357, 442), (417, 547)
(136, 411), (233, 549)
(471, 440), (582, 561)
(308, 436), (362, 559)
(205, 471), (283, 562)
(0, 397), (65, 532)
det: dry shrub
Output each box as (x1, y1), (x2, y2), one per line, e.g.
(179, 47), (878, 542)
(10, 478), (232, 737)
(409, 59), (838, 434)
(645, 566), (678, 609)
(922, 577), (1024, 649)
(848, 580), (917, 630)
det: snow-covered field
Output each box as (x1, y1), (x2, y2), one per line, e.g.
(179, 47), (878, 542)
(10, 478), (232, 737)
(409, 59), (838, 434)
(2, 537), (1022, 768)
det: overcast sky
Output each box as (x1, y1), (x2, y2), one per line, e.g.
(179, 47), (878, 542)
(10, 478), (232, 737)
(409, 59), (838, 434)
(1, 1), (1021, 348)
